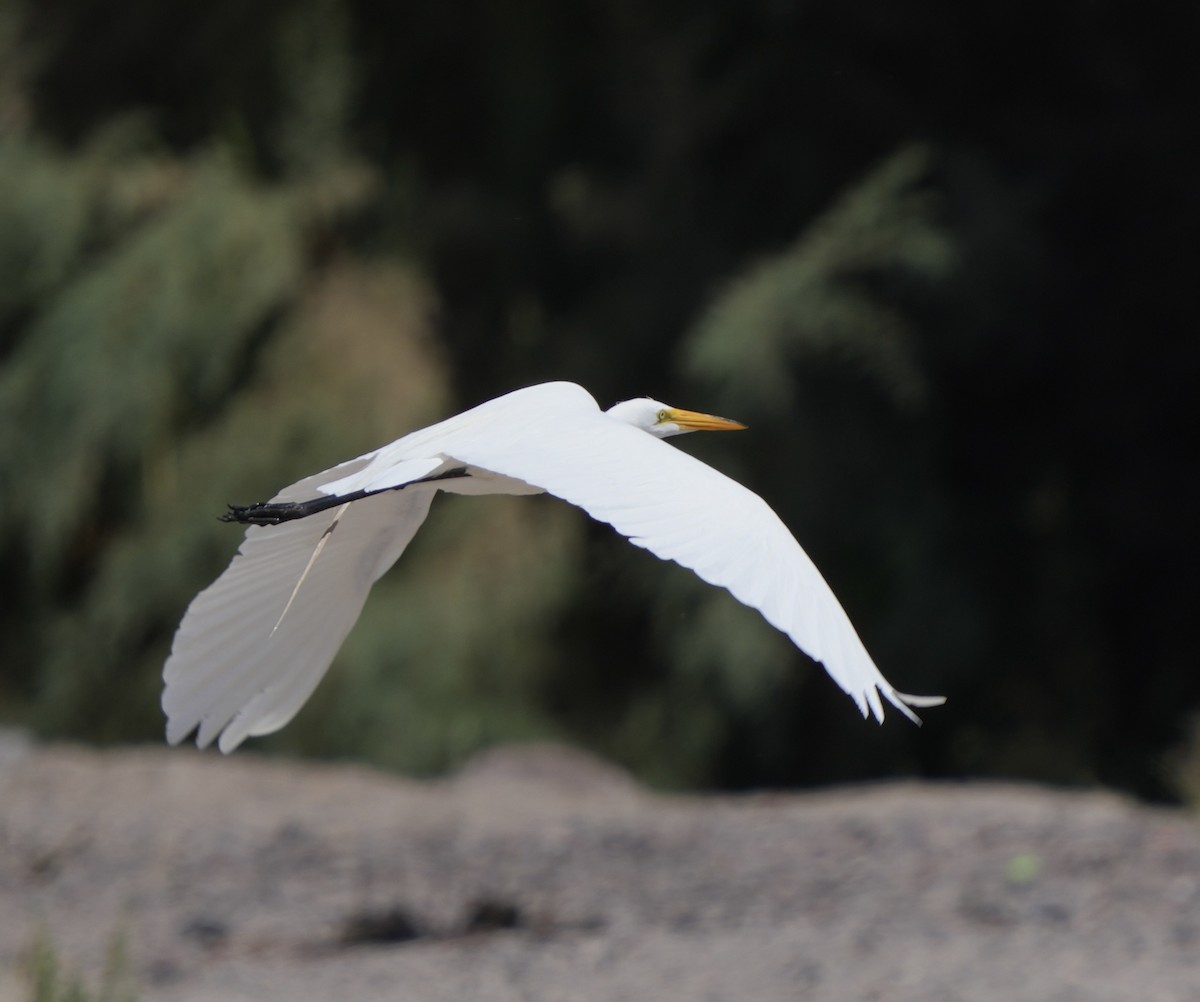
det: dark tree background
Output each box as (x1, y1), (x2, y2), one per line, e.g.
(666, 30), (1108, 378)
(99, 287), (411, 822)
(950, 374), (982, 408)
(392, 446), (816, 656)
(1, 0), (1195, 799)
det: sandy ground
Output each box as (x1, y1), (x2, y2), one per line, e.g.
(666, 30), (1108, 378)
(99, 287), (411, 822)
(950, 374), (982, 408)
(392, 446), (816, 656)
(2, 736), (1199, 1001)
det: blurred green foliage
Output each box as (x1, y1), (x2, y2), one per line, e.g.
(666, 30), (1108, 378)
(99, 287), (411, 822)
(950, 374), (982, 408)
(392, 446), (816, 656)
(0, 0), (1195, 797)
(688, 145), (952, 413)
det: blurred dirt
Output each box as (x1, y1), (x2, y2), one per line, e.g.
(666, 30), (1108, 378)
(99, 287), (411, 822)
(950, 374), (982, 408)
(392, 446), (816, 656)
(2, 738), (1199, 1001)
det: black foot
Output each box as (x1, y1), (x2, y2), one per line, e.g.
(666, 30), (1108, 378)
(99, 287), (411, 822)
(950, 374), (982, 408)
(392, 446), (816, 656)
(220, 494), (360, 525)
(220, 467), (473, 526)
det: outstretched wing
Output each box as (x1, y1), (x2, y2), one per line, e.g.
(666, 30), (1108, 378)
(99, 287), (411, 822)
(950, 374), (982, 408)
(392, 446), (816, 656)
(164, 381), (939, 754)
(162, 474), (437, 752)
(426, 392), (941, 723)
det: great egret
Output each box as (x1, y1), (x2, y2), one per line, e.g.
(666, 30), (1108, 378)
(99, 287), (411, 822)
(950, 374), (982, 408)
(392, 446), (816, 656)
(163, 381), (942, 752)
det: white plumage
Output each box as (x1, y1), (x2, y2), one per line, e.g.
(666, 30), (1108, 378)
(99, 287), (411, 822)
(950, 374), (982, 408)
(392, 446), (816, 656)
(163, 381), (942, 752)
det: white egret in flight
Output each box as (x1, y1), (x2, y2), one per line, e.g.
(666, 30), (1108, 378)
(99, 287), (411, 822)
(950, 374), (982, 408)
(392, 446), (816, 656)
(163, 381), (942, 752)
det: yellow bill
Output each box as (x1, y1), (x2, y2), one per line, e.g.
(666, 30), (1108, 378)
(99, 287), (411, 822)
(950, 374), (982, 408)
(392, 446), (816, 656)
(664, 407), (748, 432)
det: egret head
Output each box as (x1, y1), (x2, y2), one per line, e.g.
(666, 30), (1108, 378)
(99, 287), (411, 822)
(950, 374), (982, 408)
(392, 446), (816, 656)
(606, 397), (747, 439)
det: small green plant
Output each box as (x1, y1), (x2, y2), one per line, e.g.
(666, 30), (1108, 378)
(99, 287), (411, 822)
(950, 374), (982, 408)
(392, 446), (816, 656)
(25, 928), (137, 1002)
(1005, 852), (1042, 884)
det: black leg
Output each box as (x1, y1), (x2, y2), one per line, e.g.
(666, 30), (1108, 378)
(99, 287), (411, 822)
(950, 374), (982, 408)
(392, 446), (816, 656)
(220, 467), (471, 525)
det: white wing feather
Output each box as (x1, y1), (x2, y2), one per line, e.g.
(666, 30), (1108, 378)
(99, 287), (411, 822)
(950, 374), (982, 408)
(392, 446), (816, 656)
(426, 384), (940, 724)
(163, 479), (435, 752)
(163, 381), (940, 752)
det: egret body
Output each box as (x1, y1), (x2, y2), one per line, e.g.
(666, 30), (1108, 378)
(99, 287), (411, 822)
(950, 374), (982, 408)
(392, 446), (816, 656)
(163, 381), (942, 752)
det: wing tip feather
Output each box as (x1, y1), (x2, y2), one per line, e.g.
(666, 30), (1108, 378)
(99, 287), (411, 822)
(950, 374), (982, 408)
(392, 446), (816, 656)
(881, 689), (947, 726)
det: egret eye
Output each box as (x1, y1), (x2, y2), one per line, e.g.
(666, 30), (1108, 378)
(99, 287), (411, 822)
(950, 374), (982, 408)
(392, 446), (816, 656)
(656, 409), (670, 423)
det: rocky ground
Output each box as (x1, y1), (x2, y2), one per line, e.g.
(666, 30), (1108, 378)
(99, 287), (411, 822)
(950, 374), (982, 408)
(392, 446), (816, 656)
(2, 736), (1199, 1001)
